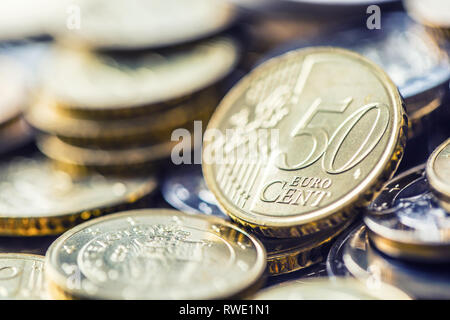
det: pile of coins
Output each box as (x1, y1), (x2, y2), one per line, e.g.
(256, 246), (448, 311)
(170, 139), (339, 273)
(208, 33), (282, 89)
(0, 0), (449, 300)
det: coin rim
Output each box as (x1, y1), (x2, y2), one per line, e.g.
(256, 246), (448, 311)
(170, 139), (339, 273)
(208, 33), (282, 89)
(426, 138), (450, 201)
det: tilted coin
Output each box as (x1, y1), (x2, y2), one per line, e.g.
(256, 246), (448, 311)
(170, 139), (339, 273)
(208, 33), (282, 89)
(260, 12), (450, 139)
(327, 224), (450, 299)
(365, 164), (450, 262)
(0, 254), (48, 300)
(26, 87), (217, 148)
(0, 156), (157, 236)
(162, 165), (227, 219)
(203, 47), (406, 238)
(45, 209), (266, 299)
(50, 0), (237, 49)
(42, 36), (239, 115)
(253, 277), (410, 300)
(426, 138), (450, 208)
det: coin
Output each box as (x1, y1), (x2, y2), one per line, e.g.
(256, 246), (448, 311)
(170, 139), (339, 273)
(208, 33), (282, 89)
(426, 138), (450, 208)
(0, 253), (48, 300)
(45, 209), (266, 299)
(259, 12), (450, 139)
(365, 164), (450, 262)
(327, 224), (450, 299)
(253, 277), (410, 300)
(50, 0), (237, 49)
(161, 165), (227, 219)
(404, 0), (450, 30)
(26, 87), (217, 148)
(0, 156), (157, 236)
(203, 47), (406, 238)
(42, 36), (239, 116)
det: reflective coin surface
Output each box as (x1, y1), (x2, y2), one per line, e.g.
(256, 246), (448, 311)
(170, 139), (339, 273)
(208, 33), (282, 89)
(203, 47), (406, 238)
(253, 277), (410, 300)
(51, 0), (237, 49)
(0, 254), (47, 300)
(0, 156), (157, 235)
(162, 165), (227, 219)
(404, 0), (450, 29)
(43, 36), (239, 112)
(327, 224), (450, 299)
(45, 209), (266, 299)
(365, 164), (450, 261)
(427, 138), (450, 206)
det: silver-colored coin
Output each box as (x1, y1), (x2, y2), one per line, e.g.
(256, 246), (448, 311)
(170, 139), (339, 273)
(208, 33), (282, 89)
(0, 253), (48, 300)
(162, 166), (227, 219)
(327, 224), (450, 299)
(45, 209), (266, 299)
(365, 164), (450, 261)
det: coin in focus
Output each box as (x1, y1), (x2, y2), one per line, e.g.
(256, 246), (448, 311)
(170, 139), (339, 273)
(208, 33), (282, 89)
(45, 209), (266, 299)
(0, 253), (48, 300)
(426, 138), (450, 210)
(0, 156), (157, 236)
(203, 47), (406, 238)
(253, 278), (410, 300)
(365, 164), (450, 262)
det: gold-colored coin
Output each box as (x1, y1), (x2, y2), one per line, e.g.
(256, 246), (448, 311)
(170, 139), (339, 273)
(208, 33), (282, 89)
(45, 209), (266, 300)
(427, 138), (450, 207)
(37, 135), (182, 176)
(26, 87), (217, 147)
(203, 47), (407, 238)
(252, 278), (410, 300)
(0, 156), (157, 236)
(0, 253), (48, 299)
(42, 36), (239, 117)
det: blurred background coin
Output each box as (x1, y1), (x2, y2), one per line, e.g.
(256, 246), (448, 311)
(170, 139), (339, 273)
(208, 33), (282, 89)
(45, 209), (266, 299)
(426, 138), (450, 210)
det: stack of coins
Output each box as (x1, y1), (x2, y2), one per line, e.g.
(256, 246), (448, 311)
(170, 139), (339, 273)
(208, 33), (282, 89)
(327, 139), (450, 299)
(202, 46), (407, 277)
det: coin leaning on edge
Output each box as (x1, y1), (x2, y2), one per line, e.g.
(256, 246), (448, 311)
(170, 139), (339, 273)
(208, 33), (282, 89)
(203, 46), (407, 238)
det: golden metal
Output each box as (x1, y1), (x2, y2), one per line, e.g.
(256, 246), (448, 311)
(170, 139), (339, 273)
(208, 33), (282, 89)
(45, 209), (267, 300)
(427, 138), (450, 207)
(203, 47), (407, 238)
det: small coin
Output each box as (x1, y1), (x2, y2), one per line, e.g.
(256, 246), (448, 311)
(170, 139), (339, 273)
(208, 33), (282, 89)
(365, 164), (450, 262)
(0, 253), (48, 300)
(45, 209), (266, 299)
(162, 165), (227, 219)
(42, 36), (239, 114)
(426, 138), (450, 207)
(253, 277), (410, 300)
(50, 0), (237, 49)
(404, 0), (450, 30)
(203, 47), (406, 238)
(327, 224), (450, 299)
(0, 156), (157, 236)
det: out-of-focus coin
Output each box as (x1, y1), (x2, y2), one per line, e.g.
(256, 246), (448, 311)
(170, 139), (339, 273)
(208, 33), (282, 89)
(0, 253), (48, 300)
(404, 0), (450, 31)
(365, 164), (450, 262)
(253, 277), (410, 300)
(203, 47), (406, 238)
(50, 0), (237, 50)
(0, 156), (157, 236)
(42, 36), (239, 116)
(26, 87), (217, 147)
(427, 138), (450, 209)
(327, 224), (450, 299)
(162, 165), (227, 219)
(37, 135), (182, 175)
(45, 209), (266, 299)
(260, 12), (450, 139)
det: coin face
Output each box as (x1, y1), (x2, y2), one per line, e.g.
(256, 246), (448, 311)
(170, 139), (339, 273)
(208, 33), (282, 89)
(365, 164), (450, 261)
(0, 156), (157, 235)
(427, 138), (450, 203)
(253, 278), (410, 300)
(51, 0), (237, 49)
(203, 47), (406, 238)
(0, 254), (47, 300)
(45, 209), (266, 299)
(162, 165), (227, 219)
(43, 36), (239, 111)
